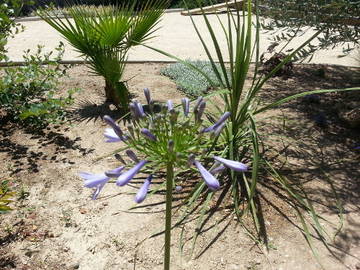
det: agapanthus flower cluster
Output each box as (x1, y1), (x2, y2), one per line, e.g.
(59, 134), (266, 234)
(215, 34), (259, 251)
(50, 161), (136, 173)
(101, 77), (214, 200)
(80, 88), (249, 202)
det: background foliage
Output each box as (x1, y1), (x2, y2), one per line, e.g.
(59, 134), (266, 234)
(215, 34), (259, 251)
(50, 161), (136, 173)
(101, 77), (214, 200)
(17, 0), (224, 15)
(0, 43), (76, 127)
(258, 0), (360, 59)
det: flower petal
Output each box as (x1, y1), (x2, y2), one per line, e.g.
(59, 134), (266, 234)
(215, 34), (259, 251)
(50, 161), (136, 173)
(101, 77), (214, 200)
(105, 166), (125, 177)
(213, 156), (248, 172)
(144, 88), (151, 105)
(182, 98), (190, 116)
(92, 182), (106, 200)
(134, 174), (152, 203)
(116, 160), (147, 186)
(167, 100), (173, 111)
(194, 160), (220, 191)
(79, 172), (110, 188)
(104, 128), (122, 142)
(103, 115), (123, 137)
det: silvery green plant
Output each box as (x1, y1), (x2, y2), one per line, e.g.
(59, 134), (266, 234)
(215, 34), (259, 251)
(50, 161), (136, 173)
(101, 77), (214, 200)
(79, 88), (248, 270)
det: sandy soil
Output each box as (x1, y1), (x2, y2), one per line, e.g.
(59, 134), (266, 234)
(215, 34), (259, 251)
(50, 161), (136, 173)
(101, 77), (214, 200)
(0, 63), (360, 270)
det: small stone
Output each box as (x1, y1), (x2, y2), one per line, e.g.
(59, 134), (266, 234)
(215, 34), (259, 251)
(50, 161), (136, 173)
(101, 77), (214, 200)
(70, 263), (80, 269)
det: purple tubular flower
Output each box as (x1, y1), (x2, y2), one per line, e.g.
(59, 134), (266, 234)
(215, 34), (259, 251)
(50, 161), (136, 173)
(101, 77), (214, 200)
(210, 164), (226, 174)
(104, 128), (122, 142)
(136, 101), (145, 117)
(103, 115), (123, 137)
(355, 146), (360, 150)
(181, 98), (190, 116)
(194, 160), (220, 191)
(92, 183), (106, 200)
(79, 172), (110, 200)
(213, 122), (226, 137)
(116, 160), (147, 186)
(134, 174), (153, 203)
(202, 112), (230, 133)
(130, 102), (139, 120)
(188, 154), (196, 166)
(126, 149), (139, 163)
(213, 156), (248, 172)
(167, 100), (173, 111)
(141, 128), (157, 141)
(105, 166), (125, 177)
(195, 101), (206, 122)
(144, 88), (151, 105)
(193, 96), (203, 112)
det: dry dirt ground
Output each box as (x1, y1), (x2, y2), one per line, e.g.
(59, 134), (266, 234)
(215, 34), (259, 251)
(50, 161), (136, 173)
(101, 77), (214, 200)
(0, 63), (360, 270)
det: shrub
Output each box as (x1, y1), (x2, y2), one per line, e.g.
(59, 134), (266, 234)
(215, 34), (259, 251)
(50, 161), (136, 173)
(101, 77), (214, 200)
(0, 0), (24, 62)
(161, 60), (224, 96)
(0, 43), (76, 128)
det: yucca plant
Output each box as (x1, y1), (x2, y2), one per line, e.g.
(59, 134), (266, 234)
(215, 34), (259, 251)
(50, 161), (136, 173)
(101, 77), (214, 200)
(146, 0), (360, 260)
(38, 0), (168, 108)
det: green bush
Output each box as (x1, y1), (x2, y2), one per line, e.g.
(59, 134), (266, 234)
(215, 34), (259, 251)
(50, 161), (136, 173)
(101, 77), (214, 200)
(0, 1), (24, 61)
(161, 60), (224, 96)
(0, 43), (76, 127)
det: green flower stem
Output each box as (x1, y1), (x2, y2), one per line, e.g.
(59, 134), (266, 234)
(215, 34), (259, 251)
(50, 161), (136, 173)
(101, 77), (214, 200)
(164, 162), (174, 270)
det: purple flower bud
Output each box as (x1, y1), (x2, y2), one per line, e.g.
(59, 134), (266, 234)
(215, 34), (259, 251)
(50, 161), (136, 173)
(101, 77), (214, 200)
(116, 160), (147, 186)
(181, 98), (190, 116)
(175, 186), (182, 192)
(134, 174), (152, 203)
(213, 122), (226, 137)
(79, 172), (110, 200)
(202, 112), (230, 133)
(143, 88), (151, 105)
(213, 156), (248, 172)
(114, 154), (126, 164)
(103, 115), (123, 137)
(168, 140), (174, 152)
(193, 96), (203, 112)
(169, 109), (178, 124)
(136, 101), (145, 117)
(130, 102), (139, 120)
(105, 166), (125, 177)
(141, 128), (157, 141)
(209, 164), (226, 174)
(126, 149), (139, 163)
(195, 101), (206, 123)
(167, 100), (173, 111)
(188, 154), (196, 166)
(194, 160), (220, 191)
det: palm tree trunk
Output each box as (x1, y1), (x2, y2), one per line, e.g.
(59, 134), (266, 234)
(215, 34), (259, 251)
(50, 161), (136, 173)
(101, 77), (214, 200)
(105, 80), (121, 106)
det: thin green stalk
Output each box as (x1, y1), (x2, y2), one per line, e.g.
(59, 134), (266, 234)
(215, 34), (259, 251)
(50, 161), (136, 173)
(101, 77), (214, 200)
(164, 162), (174, 270)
